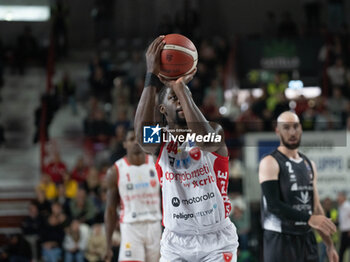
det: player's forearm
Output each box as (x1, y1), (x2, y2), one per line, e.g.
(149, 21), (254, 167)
(134, 85), (157, 143)
(318, 230), (334, 248)
(261, 180), (311, 222)
(104, 208), (117, 249)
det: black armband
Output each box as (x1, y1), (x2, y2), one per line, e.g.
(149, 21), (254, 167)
(144, 72), (162, 91)
(261, 180), (311, 222)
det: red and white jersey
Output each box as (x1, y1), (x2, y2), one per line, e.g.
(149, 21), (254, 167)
(155, 140), (231, 234)
(116, 155), (162, 223)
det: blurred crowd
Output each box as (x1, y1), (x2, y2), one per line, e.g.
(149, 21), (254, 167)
(0, 152), (119, 262)
(1, 2), (350, 262)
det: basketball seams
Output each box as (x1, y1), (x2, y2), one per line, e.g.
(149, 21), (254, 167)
(160, 44), (198, 79)
(163, 44), (198, 61)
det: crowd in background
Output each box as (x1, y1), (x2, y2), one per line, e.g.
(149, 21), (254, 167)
(0, 152), (119, 262)
(1, 2), (350, 262)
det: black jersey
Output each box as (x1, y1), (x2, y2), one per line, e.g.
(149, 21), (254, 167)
(261, 149), (314, 235)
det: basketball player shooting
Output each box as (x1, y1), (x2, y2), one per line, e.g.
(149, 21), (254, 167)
(104, 129), (162, 262)
(134, 36), (238, 262)
(259, 111), (338, 262)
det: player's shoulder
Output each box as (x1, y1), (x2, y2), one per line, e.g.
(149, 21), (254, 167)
(105, 165), (118, 185)
(260, 155), (279, 168)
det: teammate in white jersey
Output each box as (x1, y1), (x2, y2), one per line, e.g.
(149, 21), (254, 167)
(105, 129), (162, 262)
(134, 36), (238, 262)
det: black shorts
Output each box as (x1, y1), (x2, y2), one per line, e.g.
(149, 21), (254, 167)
(263, 230), (319, 262)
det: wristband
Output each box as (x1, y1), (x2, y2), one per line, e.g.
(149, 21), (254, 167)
(145, 72), (162, 91)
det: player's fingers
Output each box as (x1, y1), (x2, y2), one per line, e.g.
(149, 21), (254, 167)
(149, 35), (165, 53)
(319, 224), (330, 236)
(155, 39), (166, 58)
(325, 219), (337, 234)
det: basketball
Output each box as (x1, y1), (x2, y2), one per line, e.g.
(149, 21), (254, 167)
(159, 34), (198, 80)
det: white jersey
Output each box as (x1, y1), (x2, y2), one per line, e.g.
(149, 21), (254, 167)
(155, 140), (232, 234)
(116, 155), (162, 223)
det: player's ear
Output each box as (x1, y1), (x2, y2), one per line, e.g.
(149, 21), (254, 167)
(275, 124), (280, 135)
(159, 104), (166, 115)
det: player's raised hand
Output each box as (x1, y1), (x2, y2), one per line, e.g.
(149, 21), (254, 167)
(159, 67), (197, 90)
(146, 35), (165, 74)
(308, 215), (337, 236)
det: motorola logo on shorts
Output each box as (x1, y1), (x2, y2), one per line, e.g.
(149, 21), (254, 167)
(172, 197), (180, 207)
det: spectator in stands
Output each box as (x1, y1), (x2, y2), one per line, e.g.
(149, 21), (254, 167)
(69, 187), (97, 225)
(55, 71), (77, 114)
(93, 187), (107, 224)
(111, 77), (131, 122)
(278, 11), (298, 38)
(223, 93), (241, 121)
(35, 188), (51, 217)
(89, 66), (111, 102)
(21, 201), (42, 262)
(51, 202), (69, 227)
(71, 156), (89, 184)
(1, 234), (32, 262)
(40, 214), (64, 262)
(85, 167), (101, 201)
(44, 152), (67, 184)
(300, 106), (316, 131)
(204, 78), (224, 108)
(83, 108), (113, 143)
(123, 50), (145, 87)
(62, 172), (78, 199)
(327, 87), (348, 128)
(37, 174), (58, 201)
(63, 219), (90, 262)
(109, 125), (127, 164)
(56, 183), (71, 216)
(85, 223), (107, 262)
(201, 94), (221, 121)
(327, 58), (348, 89)
(33, 93), (59, 144)
(314, 96), (333, 130)
(113, 110), (131, 133)
(337, 191), (350, 262)
(88, 55), (107, 82)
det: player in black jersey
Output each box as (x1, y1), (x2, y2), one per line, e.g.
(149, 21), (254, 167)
(259, 111), (338, 262)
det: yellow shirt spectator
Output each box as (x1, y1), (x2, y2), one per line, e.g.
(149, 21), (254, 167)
(65, 179), (78, 198)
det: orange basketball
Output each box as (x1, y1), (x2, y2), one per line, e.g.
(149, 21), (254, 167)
(159, 34), (198, 80)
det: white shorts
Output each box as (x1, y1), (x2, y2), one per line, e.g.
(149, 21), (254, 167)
(119, 220), (162, 262)
(160, 218), (239, 262)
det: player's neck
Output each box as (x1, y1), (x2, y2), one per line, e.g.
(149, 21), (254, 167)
(278, 146), (299, 159)
(126, 153), (146, 166)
